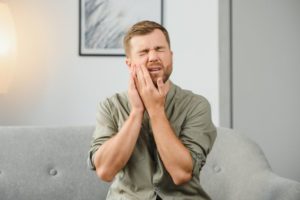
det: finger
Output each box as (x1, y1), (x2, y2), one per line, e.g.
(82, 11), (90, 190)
(132, 64), (136, 78)
(132, 65), (139, 83)
(140, 65), (153, 86)
(132, 65), (142, 91)
(157, 78), (164, 94)
(136, 65), (146, 87)
(129, 71), (136, 90)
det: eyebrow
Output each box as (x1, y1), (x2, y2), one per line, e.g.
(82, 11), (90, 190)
(138, 45), (166, 53)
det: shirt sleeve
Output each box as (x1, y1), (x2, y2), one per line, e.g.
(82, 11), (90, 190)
(88, 99), (118, 170)
(179, 96), (217, 177)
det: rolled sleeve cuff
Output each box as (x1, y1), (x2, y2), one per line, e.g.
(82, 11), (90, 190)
(87, 148), (98, 170)
(191, 151), (206, 177)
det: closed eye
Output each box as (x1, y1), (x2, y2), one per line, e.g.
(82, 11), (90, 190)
(138, 49), (149, 56)
(155, 46), (165, 52)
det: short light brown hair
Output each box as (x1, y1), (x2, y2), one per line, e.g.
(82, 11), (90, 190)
(123, 20), (171, 56)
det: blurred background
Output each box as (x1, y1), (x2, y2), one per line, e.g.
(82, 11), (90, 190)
(0, 0), (299, 182)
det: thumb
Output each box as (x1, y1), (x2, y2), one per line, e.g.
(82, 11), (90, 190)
(157, 78), (164, 94)
(129, 72), (135, 89)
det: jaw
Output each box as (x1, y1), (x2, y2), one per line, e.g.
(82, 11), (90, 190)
(150, 73), (170, 88)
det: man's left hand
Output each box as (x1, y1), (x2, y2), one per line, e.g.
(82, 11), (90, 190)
(134, 65), (170, 116)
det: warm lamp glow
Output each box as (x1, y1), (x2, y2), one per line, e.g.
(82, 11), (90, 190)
(0, 2), (17, 94)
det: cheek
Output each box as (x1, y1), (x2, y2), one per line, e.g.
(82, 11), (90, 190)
(162, 52), (172, 62)
(162, 55), (172, 68)
(134, 59), (148, 66)
(163, 57), (173, 75)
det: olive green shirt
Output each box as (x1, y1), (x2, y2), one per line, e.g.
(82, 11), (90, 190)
(88, 82), (217, 200)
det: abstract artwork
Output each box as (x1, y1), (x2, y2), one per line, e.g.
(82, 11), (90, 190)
(79, 0), (163, 56)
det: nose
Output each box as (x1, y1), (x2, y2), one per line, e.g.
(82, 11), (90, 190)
(148, 49), (159, 63)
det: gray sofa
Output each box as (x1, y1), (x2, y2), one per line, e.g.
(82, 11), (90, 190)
(0, 126), (299, 200)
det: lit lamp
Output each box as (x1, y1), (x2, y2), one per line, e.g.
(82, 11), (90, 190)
(0, 2), (17, 94)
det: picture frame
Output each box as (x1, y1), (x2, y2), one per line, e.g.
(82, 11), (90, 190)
(79, 0), (164, 56)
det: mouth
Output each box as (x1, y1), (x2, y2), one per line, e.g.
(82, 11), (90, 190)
(147, 64), (162, 73)
(148, 67), (161, 73)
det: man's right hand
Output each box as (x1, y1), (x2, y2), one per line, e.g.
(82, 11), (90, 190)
(93, 66), (145, 182)
(128, 66), (145, 114)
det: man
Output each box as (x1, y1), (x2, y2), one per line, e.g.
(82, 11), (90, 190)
(88, 20), (217, 200)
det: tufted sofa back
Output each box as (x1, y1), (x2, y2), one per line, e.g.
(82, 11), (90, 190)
(0, 126), (300, 200)
(0, 126), (109, 200)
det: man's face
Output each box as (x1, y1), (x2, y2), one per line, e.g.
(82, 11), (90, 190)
(126, 29), (173, 86)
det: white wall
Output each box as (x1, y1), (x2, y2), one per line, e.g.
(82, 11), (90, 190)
(231, 0), (300, 181)
(0, 0), (219, 126)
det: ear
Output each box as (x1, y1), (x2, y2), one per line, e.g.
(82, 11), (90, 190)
(125, 57), (133, 72)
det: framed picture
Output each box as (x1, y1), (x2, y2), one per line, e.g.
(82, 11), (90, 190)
(79, 0), (163, 56)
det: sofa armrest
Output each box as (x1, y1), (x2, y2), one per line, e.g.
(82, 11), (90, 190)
(265, 172), (300, 200)
(200, 128), (300, 200)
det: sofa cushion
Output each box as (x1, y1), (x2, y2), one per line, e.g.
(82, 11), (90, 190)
(0, 126), (109, 200)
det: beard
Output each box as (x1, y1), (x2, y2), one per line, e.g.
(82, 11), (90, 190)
(147, 62), (172, 87)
